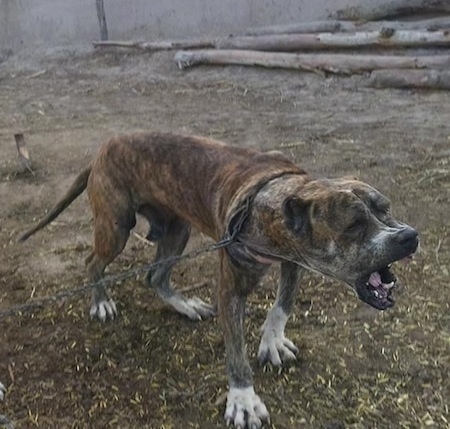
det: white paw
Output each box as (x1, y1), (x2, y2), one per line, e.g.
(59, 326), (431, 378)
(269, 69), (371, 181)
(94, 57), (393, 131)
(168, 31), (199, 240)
(166, 295), (215, 320)
(258, 332), (298, 366)
(0, 381), (5, 401)
(224, 386), (269, 429)
(258, 306), (298, 366)
(90, 299), (117, 321)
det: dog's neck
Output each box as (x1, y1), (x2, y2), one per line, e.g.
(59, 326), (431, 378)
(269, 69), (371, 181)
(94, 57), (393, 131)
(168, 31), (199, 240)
(233, 174), (311, 267)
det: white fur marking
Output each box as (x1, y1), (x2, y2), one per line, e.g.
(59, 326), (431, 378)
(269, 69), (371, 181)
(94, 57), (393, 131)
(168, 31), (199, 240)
(225, 386), (269, 429)
(371, 229), (392, 247)
(0, 381), (5, 401)
(166, 295), (215, 320)
(258, 306), (298, 366)
(90, 299), (117, 321)
(328, 241), (337, 255)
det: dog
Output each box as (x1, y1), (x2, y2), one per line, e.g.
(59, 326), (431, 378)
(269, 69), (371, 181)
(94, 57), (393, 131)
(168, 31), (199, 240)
(20, 132), (419, 428)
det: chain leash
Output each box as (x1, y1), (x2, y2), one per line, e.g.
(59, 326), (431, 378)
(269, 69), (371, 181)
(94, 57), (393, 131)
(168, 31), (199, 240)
(0, 236), (235, 320)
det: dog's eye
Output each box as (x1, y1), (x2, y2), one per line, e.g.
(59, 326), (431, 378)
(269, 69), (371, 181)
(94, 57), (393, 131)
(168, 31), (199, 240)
(346, 219), (363, 233)
(372, 199), (390, 215)
(375, 205), (390, 217)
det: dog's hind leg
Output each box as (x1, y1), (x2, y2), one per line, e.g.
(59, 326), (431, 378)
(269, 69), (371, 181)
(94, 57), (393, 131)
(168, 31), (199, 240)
(145, 216), (215, 320)
(85, 212), (134, 321)
(257, 261), (303, 366)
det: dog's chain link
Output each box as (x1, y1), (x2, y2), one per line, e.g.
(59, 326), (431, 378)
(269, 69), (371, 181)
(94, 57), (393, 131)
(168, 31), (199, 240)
(0, 237), (234, 320)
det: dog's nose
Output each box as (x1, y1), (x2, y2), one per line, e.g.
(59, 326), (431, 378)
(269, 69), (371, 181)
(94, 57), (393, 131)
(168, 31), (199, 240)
(395, 227), (419, 251)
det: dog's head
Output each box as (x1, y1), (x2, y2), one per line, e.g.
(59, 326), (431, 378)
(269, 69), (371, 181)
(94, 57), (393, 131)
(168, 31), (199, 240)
(255, 176), (419, 310)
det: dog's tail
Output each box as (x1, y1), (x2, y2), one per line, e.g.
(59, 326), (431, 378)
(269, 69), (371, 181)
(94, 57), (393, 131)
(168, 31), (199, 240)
(19, 165), (92, 242)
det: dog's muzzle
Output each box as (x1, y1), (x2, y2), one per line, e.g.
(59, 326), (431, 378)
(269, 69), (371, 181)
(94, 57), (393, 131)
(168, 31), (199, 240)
(355, 227), (419, 310)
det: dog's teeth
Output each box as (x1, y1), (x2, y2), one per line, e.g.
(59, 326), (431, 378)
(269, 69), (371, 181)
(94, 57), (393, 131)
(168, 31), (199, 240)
(384, 281), (394, 290)
(388, 263), (392, 268)
(373, 290), (379, 298)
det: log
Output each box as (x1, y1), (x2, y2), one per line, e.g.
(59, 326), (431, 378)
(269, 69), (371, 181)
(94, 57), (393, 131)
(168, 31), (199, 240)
(332, 0), (450, 21)
(353, 16), (450, 32)
(245, 16), (450, 36)
(93, 38), (215, 51)
(245, 20), (343, 36)
(174, 49), (450, 75)
(369, 69), (450, 89)
(217, 29), (450, 51)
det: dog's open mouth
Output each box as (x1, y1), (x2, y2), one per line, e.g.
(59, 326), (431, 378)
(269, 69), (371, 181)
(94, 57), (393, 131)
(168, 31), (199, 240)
(355, 254), (414, 310)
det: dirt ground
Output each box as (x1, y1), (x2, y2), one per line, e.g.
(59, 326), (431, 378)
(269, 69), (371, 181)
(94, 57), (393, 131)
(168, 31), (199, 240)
(0, 46), (449, 429)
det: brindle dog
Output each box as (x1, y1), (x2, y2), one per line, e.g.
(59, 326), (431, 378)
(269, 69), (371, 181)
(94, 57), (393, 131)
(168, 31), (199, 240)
(20, 132), (418, 428)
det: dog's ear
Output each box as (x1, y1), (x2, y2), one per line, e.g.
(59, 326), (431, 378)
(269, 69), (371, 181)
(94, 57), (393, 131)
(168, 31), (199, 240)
(282, 196), (310, 234)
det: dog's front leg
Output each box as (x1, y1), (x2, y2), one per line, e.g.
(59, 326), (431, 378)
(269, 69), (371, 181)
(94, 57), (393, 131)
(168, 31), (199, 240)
(218, 250), (269, 429)
(258, 261), (303, 366)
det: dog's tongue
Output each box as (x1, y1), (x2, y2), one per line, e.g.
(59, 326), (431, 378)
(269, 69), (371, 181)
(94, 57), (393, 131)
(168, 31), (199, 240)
(369, 272), (382, 287)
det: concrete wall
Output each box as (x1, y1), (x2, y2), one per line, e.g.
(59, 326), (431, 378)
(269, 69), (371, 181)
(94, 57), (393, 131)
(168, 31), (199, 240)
(0, 0), (421, 51)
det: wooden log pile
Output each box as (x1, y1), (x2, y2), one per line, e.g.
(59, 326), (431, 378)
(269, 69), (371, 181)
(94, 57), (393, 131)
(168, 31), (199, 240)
(93, 12), (450, 90)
